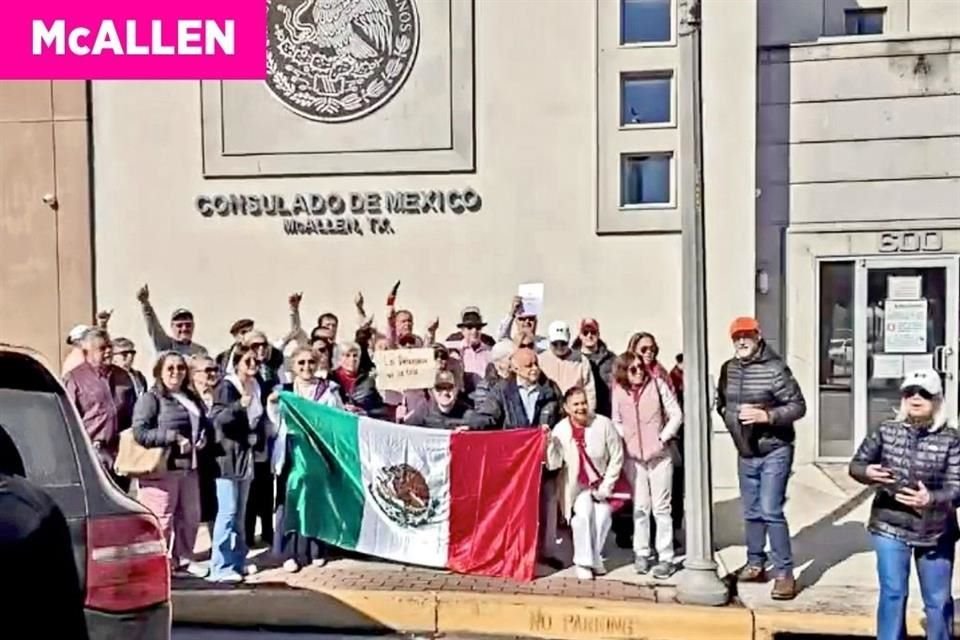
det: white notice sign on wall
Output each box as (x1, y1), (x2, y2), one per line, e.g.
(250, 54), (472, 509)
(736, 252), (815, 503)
(887, 276), (922, 300)
(884, 299), (928, 353)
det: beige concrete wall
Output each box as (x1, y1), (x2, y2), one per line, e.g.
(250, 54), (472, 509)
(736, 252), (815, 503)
(0, 81), (93, 366)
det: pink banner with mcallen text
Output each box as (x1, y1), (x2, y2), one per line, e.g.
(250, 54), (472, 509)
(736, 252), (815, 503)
(0, 0), (266, 79)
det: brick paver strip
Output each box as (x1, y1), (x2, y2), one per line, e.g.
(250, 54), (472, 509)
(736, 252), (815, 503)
(176, 564), (664, 602)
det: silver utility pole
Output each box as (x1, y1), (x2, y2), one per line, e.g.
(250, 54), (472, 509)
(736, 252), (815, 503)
(676, 0), (729, 606)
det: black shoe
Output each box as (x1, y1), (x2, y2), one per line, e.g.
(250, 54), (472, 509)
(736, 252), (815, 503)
(615, 534), (632, 549)
(542, 557), (565, 571)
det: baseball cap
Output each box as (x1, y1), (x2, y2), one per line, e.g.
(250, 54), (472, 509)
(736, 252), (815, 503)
(171, 308), (194, 322)
(66, 324), (90, 345)
(729, 317), (760, 338)
(457, 306), (486, 328)
(110, 337), (135, 353)
(229, 318), (255, 336)
(548, 320), (571, 344)
(901, 369), (943, 397)
(580, 318), (600, 334)
(434, 370), (457, 390)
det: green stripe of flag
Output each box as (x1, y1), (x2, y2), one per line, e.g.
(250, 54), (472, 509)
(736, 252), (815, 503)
(280, 392), (364, 549)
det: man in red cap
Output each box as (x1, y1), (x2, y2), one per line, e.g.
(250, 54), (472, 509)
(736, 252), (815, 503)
(572, 318), (615, 418)
(716, 316), (806, 601)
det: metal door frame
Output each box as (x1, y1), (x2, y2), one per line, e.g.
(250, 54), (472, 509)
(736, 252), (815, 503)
(852, 255), (960, 447)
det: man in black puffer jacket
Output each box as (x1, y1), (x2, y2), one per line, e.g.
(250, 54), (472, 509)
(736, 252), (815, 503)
(716, 317), (806, 601)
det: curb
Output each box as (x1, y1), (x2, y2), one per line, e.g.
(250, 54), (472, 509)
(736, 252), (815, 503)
(173, 588), (753, 640)
(174, 586), (951, 638)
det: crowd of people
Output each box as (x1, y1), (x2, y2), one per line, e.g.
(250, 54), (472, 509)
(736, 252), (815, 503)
(57, 283), (960, 634)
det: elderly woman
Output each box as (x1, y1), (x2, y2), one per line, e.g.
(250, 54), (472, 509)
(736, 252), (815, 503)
(132, 351), (213, 578)
(331, 342), (386, 418)
(189, 354), (222, 533)
(849, 369), (960, 640)
(547, 387), (625, 580)
(209, 345), (266, 583)
(470, 339), (515, 407)
(267, 345), (344, 572)
(611, 351), (682, 579)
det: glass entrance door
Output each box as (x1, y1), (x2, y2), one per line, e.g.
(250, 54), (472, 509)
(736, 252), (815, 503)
(852, 257), (959, 445)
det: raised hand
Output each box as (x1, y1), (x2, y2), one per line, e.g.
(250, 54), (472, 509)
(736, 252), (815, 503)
(136, 284), (150, 304)
(289, 292), (303, 310)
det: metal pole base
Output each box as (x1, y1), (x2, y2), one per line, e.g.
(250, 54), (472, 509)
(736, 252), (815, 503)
(677, 560), (730, 606)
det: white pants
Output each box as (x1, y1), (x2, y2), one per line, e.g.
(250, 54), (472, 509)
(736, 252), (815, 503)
(570, 490), (612, 569)
(626, 456), (674, 562)
(539, 475), (560, 559)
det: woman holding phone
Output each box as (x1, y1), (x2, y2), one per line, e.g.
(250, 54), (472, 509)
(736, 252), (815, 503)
(848, 368), (960, 640)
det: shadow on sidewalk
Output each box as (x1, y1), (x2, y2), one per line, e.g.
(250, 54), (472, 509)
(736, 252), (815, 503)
(791, 487), (873, 591)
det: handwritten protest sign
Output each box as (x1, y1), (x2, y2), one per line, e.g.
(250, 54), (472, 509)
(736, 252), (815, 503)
(374, 348), (437, 391)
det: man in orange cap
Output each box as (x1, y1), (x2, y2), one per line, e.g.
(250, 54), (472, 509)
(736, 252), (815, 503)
(716, 316), (806, 601)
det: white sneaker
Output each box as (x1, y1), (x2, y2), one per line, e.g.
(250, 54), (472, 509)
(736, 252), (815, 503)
(310, 558), (328, 568)
(244, 564), (259, 576)
(186, 562), (209, 579)
(282, 559), (300, 573)
(574, 566), (594, 581)
(592, 561), (607, 576)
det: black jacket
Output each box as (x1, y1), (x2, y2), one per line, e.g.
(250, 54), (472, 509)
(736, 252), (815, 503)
(849, 418), (960, 546)
(405, 397), (486, 430)
(475, 377), (562, 430)
(574, 342), (615, 418)
(209, 380), (266, 480)
(716, 341), (806, 458)
(131, 388), (215, 472)
(332, 368), (387, 419)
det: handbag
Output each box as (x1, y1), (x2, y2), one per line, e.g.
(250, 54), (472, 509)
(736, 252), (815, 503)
(114, 429), (169, 477)
(573, 432), (632, 513)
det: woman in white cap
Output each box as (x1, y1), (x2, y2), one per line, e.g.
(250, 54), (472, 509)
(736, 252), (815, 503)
(848, 368), (960, 640)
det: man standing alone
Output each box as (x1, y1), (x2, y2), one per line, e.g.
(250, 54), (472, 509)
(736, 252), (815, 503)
(717, 317), (806, 601)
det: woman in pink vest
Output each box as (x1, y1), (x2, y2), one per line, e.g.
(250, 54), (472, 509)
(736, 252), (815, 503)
(611, 352), (682, 579)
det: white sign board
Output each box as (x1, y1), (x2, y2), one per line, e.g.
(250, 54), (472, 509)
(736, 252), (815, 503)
(903, 354), (934, 375)
(517, 282), (544, 317)
(374, 348), (437, 392)
(884, 299), (928, 354)
(872, 354), (903, 380)
(886, 276), (922, 301)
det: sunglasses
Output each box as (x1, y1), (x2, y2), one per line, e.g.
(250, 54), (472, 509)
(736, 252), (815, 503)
(628, 365), (644, 375)
(173, 322), (193, 329)
(241, 358), (258, 367)
(201, 367), (219, 374)
(581, 330), (598, 337)
(902, 386), (934, 400)
(250, 342), (268, 349)
(115, 350), (135, 357)
(638, 346), (657, 355)
(165, 365), (187, 372)
(434, 385), (456, 393)
(296, 359), (317, 366)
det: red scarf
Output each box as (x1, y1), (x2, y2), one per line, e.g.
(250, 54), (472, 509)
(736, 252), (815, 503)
(336, 367), (359, 395)
(570, 422), (593, 489)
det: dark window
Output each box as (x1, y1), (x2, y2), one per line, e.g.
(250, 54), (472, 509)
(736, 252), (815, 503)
(621, 0), (672, 44)
(817, 261), (855, 458)
(844, 8), (885, 35)
(621, 153), (671, 206)
(621, 72), (672, 125)
(0, 389), (81, 485)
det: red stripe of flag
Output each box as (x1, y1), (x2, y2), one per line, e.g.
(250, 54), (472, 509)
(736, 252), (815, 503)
(447, 428), (546, 581)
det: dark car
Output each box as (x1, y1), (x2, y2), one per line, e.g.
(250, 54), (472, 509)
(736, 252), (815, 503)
(0, 345), (171, 639)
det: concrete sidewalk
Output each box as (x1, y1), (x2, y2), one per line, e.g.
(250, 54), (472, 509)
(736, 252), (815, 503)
(173, 463), (959, 639)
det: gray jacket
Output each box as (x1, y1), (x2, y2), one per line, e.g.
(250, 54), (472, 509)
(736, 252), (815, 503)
(716, 342), (806, 458)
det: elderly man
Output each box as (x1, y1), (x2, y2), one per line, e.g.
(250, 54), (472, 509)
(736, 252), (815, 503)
(717, 317), (806, 601)
(136, 284), (207, 357)
(63, 328), (137, 484)
(404, 371), (485, 430)
(452, 307), (493, 389)
(216, 318), (255, 375)
(539, 320), (597, 413)
(110, 337), (148, 396)
(497, 296), (549, 352)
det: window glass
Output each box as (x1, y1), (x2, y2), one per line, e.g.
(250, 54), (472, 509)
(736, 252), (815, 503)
(818, 262), (855, 458)
(621, 154), (671, 206)
(844, 9), (885, 35)
(621, 73), (672, 125)
(0, 389), (81, 485)
(621, 0), (672, 44)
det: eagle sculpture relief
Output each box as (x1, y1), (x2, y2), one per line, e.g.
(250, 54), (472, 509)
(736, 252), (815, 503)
(281, 0), (393, 59)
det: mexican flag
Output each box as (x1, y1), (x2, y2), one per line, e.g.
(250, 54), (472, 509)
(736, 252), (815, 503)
(279, 393), (546, 581)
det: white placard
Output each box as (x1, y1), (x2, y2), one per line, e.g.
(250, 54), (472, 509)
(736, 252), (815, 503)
(872, 354), (904, 379)
(884, 299), (928, 353)
(887, 276), (922, 300)
(517, 282), (544, 317)
(373, 348), (437, 392)
(903, 354), (934, 375)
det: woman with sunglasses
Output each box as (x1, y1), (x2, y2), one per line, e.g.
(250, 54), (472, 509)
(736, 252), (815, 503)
(208, 345), (266, 582)
(546, 386), (625, 580)
(131, 351), (213, 578)
(190, 355), (222, 535)
(849, 369), (960, 640)
(626, 332), (674, 391)
(611, 351), (682, 579)
(267, 346), (343, 572)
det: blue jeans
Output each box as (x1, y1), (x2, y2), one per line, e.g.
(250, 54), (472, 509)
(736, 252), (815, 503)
(210, 477), (252, 579)
(872, 532), (955, 640)
(738, 445), (794, 575)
